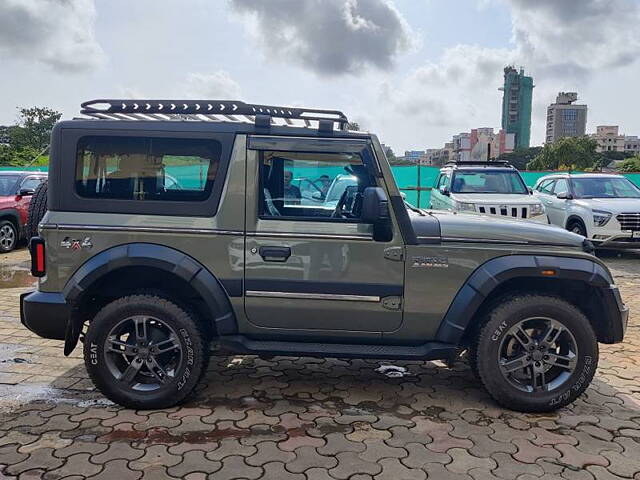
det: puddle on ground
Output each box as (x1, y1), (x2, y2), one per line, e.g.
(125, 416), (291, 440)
(0, 263), (36, 289)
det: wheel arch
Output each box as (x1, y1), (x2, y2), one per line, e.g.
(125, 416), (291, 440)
(565, 214), (586, 230)
(63, 243), (239, 354)
(435, 255), (615, 346)
(0, 209), (21, 232)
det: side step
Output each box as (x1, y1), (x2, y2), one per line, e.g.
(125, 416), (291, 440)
(217, 335), (457, 361)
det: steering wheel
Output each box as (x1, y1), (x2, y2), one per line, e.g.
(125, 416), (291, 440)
(331, 189), (350, 218)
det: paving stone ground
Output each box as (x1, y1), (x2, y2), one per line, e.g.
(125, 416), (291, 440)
(0, 248), (639, 479)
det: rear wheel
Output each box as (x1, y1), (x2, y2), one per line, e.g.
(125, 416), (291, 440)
(0, 220), (17, 253)
(84, 294), (209, 409)
(472, 294), (598, 412)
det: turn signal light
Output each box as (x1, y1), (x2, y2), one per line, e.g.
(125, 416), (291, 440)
(30, 237), (46, 277)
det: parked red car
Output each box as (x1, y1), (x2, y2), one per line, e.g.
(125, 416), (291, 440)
(0, 172), (47, 252)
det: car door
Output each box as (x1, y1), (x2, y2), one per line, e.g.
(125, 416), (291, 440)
(536, 179), (560, 225)
(431, 173), (450, 210)
(243, 136), (405, 336)
(546, 178), (571, 226)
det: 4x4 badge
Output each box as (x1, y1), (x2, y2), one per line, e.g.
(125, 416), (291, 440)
(61, 237), (93, 251)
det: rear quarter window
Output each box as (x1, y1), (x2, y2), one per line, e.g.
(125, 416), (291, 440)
(52, 128), (234, 216)
(76, 136), (220, 202)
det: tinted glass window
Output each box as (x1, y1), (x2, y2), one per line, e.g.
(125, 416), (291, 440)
(572, 177), (640, 199)
(537, 179), (555, 194)
(260, 151), (373, 220)
(76, 136), (221, 202)
(20, 177), (44, 191)
(553, 179), (569, 194)
(0, 175), (20, 196)
(451, 171), (528, 194)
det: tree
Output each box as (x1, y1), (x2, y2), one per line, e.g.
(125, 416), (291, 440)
(497, 147), (542, 170)
(10, 107), (62, 151)
(527, 136), (605, 171)
(383, 145), (398, 164)
(618, 156), (640, 173)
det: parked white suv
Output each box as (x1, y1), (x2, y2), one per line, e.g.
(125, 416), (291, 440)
(429, 162), (548, 223)
(533, 173), (640, 248)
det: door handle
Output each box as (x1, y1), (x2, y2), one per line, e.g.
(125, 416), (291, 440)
(259, 246), (291, 262)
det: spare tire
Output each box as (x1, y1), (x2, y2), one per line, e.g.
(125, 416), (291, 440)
(26, 180), (48, 240)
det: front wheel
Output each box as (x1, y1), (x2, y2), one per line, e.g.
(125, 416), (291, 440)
(84, 294), (208, 409)
(472, 294), (598, 412)
(0, 220), (17, 253)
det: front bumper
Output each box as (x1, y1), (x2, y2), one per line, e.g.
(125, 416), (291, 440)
(598, 284), (628, 343)
(20, 290), (70, 340)
(593, 234), (640, 249)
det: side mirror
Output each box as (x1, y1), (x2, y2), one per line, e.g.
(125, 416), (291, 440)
(361, 187), (390, 224)
(19, 188), (35, 196)
(527, 187), (533, 195)
(556, 191), (573, 200)
(439, 186), (450, 196)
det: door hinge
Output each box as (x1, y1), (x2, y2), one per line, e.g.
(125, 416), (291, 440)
(382, 296), (402, 310)
(383, 246), (404, 262)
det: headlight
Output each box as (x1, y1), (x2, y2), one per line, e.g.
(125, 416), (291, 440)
(454, 201), (476, 212)
(530, 203), (544, 216)
(592, 210), (612, 227)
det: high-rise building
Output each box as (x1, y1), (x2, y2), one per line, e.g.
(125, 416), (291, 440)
(500, 66), (534, 149)
(545, 92), (587, 143)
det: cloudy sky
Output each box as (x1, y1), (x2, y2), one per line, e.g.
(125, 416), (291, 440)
(1, 0), (639, 152)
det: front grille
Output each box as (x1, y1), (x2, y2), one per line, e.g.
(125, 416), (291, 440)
(617, 213), (640, 230)
(478, 205), (529, 219)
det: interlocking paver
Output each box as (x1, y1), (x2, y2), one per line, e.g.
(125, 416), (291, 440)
(87, 459), (142, 479)
(213, 455), (263, 480)
(512, 438), (560, 463)
(286, 446), (337, 473)
(43, 452), (102, 479)
(555, 443), (609, 469)
(0, 253), (639, 479)
(167, 450), (222, 477)
(328, 451), (382, 479)
(375, 457), (426, 480)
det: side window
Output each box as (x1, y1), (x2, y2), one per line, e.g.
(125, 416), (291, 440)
(553, 179), (568, 194)
(20, 177), (44, 191)
(538, 179), (555, 194)
(436, 174), (450, 189)
(75, 136), (221, 202)
(259, 150), (374, 221)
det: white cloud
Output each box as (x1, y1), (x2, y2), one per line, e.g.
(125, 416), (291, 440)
(376, 0), (640, 149)
(0, 0), (105, 73)
(229, 0), (414, 75)
(184, 72), (243, 99)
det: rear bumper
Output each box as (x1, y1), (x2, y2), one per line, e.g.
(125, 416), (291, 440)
(599, 284), (628, 343)
(20, 290), (69, 340)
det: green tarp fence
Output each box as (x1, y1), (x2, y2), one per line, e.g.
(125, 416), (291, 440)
(2, 165), (639, 209)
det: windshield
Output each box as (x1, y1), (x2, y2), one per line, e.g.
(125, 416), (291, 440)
(0, 176), (19, 196)
(326, 175), (357, 202)
(572, 177), (640, 199)
(451, 170), (528, 194)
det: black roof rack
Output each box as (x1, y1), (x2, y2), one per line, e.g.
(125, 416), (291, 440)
(80, 99), (350, 130)
(444, 160), (513, 168)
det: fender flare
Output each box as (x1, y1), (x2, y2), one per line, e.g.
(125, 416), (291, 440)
(435, 255), (612, 344)
(63, 243), (237, 354)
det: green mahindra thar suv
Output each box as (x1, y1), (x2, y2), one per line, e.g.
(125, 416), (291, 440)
(21, 99), (628, 412)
